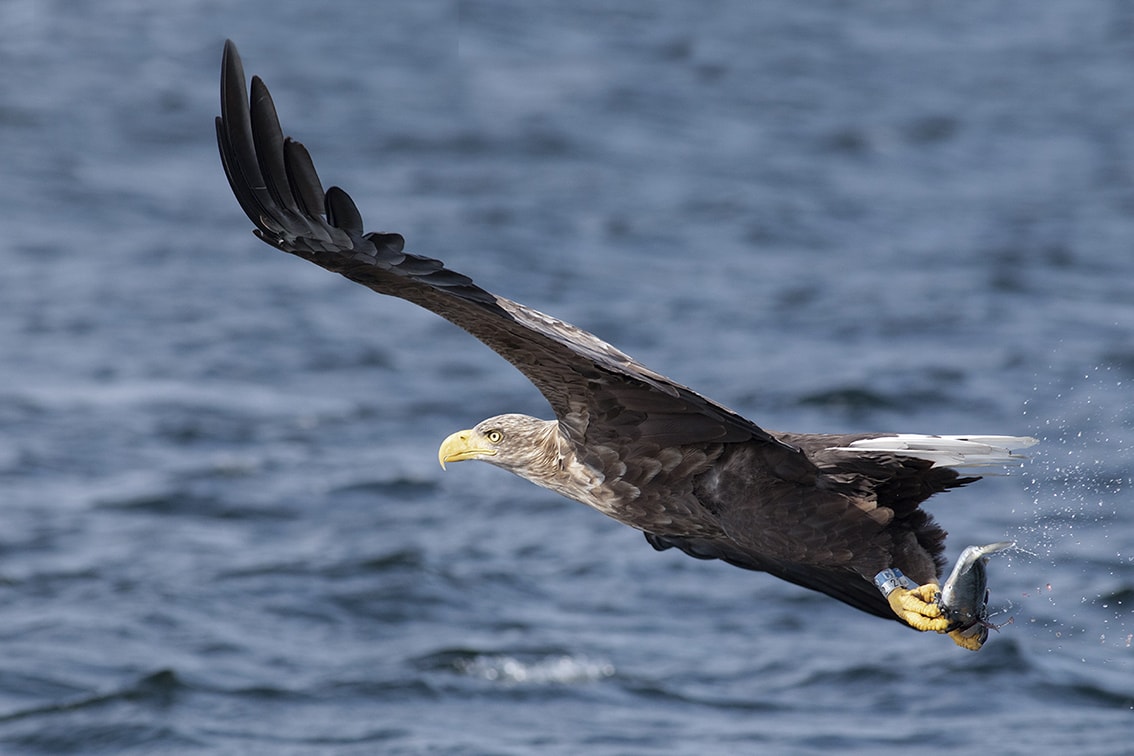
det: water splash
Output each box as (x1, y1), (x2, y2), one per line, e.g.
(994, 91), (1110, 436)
(1012, 363), (1132, 654)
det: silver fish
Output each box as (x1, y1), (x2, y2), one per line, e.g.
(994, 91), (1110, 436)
(939, 541), (1015, 645)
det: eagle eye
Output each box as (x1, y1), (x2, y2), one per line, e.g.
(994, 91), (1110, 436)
(485, 429), (504, 444)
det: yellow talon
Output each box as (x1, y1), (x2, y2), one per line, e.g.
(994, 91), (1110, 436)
(948, 626), (987, 651)
(886, 582), (952, 633)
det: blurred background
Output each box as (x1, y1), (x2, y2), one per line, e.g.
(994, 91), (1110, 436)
(1, 1), (1131, 753)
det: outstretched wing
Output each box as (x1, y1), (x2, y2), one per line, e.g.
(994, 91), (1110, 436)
(216, 40), (797, 455)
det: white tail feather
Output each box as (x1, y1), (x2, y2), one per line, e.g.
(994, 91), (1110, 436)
(831, 434), (1038, 469)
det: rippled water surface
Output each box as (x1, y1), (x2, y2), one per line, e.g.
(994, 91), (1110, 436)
(2, 1), (1132, 753)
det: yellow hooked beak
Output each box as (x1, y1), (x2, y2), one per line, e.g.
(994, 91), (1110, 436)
(438, 429), (497, 469)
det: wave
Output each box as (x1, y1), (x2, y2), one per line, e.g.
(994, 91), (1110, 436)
(416, 648), (615, 686)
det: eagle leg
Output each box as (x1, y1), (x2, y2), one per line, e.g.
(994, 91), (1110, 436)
(875, 568), (981, 648)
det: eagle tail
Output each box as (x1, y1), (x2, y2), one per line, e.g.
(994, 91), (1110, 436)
(832, 434), (1037, 469)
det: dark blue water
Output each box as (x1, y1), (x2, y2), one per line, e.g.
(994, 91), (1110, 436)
(2, 1), (1131, 753)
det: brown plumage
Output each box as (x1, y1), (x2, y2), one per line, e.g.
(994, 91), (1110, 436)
(216, 41), (1034, 626)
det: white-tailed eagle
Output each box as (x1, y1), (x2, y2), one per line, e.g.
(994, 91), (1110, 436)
(216, 41), (1034, 649)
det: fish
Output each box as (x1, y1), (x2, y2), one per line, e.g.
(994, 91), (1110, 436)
(938, 541), (1015, 646)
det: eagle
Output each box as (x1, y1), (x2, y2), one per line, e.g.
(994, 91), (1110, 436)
(216, 40), (1034, 650)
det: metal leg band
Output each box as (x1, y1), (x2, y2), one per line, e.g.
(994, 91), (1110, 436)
(874, 568), (916, 597)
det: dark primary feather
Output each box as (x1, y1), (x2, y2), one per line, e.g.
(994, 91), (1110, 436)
(216, 41), (979, 623)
